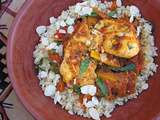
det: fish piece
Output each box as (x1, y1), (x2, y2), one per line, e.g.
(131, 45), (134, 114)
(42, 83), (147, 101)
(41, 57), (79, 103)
(96, 70), (137, 100)
(95, 19), (140, 58)
(60, 21), (97, 85)
(103, 34), (140, 59)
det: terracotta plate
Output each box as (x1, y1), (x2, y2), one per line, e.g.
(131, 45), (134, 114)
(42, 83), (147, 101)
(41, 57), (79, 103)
(7, 0), (160, 120)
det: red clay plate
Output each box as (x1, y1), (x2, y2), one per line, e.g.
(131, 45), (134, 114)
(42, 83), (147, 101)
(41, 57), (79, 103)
(7, 0), (160, 120)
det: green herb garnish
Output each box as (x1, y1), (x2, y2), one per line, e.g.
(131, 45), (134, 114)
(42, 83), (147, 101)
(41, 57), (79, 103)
(52, 41), (62, 46)
(50, 62), (59, 73)
(107, 10), (117, 18)
(127, 43), (134, 50)
(110, 63), (136, 72)
(96, 78), (108, 96)
(81, 11), (97, 18)
(90, 11), (98, 17)
(73, 84), (81, 95)
(79, 58), (90, 75)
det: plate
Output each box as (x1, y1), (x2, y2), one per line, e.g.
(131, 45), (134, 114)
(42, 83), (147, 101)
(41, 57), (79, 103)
(7, 0), (160, 120)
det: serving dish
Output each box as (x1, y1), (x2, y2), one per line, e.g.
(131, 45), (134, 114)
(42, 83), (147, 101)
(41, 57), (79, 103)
(7, 0), (160, 120)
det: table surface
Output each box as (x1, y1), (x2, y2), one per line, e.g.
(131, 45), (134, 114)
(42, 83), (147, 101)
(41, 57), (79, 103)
(1, 0), (35, 119)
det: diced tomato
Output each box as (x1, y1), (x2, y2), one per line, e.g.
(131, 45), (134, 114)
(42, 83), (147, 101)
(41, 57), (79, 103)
(54, 24), (78, 43)
(61, 24), (79, 48)
(78, 94), (87, 110)
(54, 32), (65, 40)
(100, 27), (107, 33)
(54, 26), (68, 40)
(79, 94), (84, 104)
(63, 26), (68, 31)
(109, 1), (117, 10)
(65, 79), (74, 87)
(49, 52), (62, 63)
(84, 95), (92, 100)
(78, 94), (93, 104)
(57, 80), (65, 92)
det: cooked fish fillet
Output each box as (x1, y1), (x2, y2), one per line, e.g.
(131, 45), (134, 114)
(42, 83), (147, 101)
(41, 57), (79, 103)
(60, 22), (97, 85)
(96, 19), (140, 58)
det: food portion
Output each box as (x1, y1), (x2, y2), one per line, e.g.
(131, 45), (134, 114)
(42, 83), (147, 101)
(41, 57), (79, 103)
(34, 0), (157, 120)
(60, 16), (139, 100)
(99, 19), (140, 58)
(96, 70), (137, 100)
